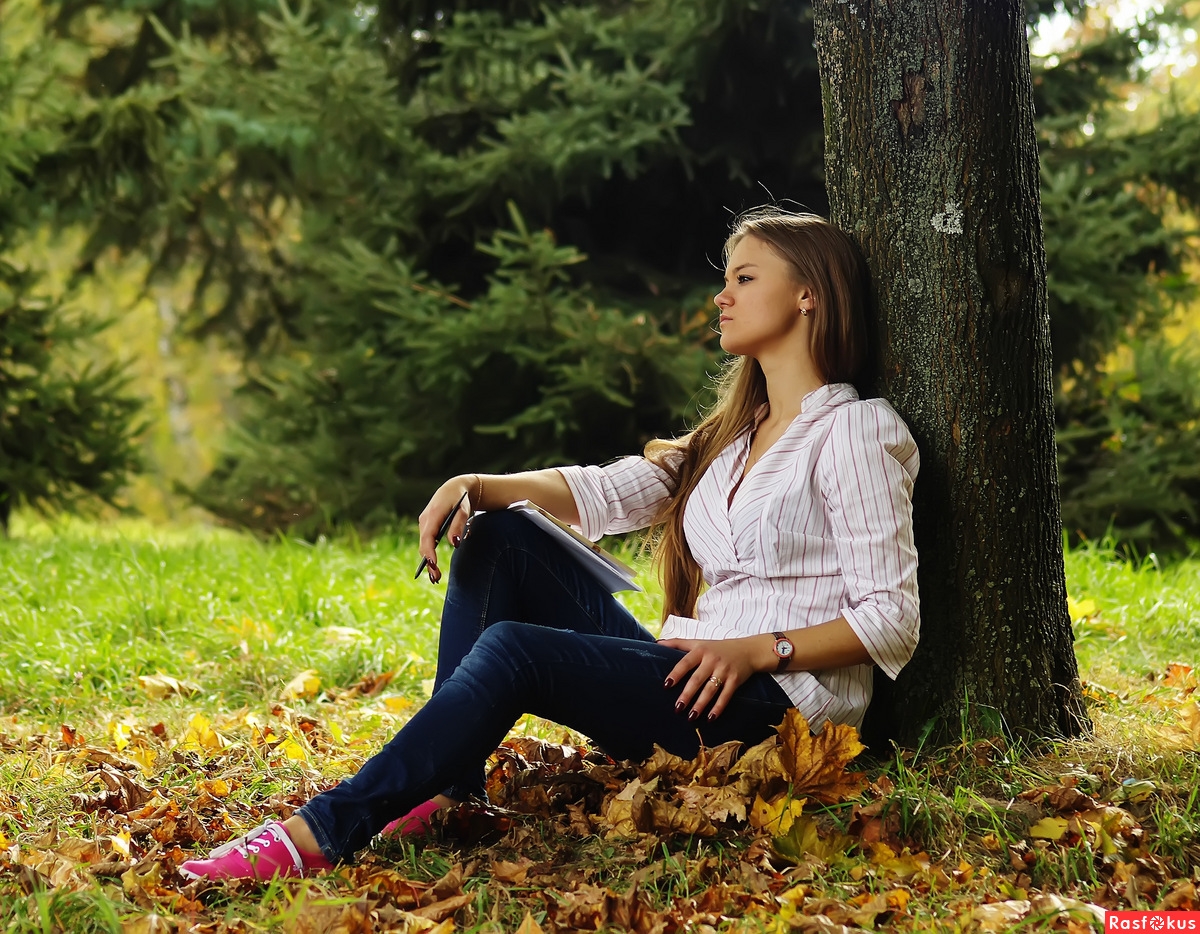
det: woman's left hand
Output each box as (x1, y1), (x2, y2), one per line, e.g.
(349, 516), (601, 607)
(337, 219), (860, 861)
(657, 634), (771, 722)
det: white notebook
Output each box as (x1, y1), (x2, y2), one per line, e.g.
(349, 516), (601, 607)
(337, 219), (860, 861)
(507, 500), (642, 593)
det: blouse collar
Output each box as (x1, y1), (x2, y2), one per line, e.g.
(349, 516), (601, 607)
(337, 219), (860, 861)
(751, 382), (858, 430)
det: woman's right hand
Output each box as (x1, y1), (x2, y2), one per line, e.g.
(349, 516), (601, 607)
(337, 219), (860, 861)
(416, 475), (477, 583)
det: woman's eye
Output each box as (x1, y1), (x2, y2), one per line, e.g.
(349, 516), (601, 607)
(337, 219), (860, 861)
(737, 275), (753, 284)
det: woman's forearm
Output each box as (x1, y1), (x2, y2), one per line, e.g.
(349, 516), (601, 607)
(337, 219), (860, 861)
(762, 617), (872, 674)
(466, 469), (580, 525)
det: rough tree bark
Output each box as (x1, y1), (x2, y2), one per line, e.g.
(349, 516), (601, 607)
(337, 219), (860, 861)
(812, 0), (1090, 743)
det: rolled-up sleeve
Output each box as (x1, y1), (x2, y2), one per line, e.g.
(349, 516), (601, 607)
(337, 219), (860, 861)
(557, 457), (677, 541)
(817, 400), (920, 679)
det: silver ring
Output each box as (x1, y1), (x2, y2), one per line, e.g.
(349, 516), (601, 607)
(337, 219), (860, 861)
(708, 676), (723, 688)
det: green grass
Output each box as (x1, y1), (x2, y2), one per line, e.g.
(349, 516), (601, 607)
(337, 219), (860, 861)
(0, 516), (1198, 932)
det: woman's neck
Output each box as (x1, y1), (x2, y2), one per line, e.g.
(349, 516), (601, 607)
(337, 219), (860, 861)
(757, 354), (826, 428)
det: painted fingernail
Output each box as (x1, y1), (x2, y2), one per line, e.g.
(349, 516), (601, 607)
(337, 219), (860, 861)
(687, 710), (699, 722)
(707, 712), (716, 721)
(451, 535), (461, 547)
(663, 677), (675, 688)
(674, 701), (685, 713)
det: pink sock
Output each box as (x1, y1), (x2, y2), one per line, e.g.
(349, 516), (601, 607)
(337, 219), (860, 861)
(381, 799), (442, 837)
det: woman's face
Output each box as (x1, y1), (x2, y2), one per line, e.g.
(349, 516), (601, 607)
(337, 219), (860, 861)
(714, 235), (810, 359)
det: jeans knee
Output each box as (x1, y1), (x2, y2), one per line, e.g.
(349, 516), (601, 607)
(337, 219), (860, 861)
(450, 510), (525, 567)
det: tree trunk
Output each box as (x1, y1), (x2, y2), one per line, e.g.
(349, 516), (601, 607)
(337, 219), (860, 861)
(812, 0), (1089, 743)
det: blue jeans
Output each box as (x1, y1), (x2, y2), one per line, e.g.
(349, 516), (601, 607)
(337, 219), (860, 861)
(297, 510), (793, 863)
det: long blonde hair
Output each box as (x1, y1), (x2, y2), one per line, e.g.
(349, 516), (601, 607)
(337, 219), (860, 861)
(645, 208), (870, 620)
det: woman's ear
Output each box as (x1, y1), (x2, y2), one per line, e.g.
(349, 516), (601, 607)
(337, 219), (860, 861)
(797, 285), (814, 317)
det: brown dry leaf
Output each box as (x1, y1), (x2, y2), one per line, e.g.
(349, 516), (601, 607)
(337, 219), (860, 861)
(646, 795), (716, 837)
(971, 899), (1031, 931)
(121, 914), (176, 934)
(637, 745), (697, 784)
(1164, 661), (1196, 687)
(55, 838), (105, 864)
(515, 912), (545, 934)
(776, 709), (866, 803)
(1161, 700), (1200, 749)
(1029, 894), (1105, 925)
(728, 735), (786, 797)
(137, 673), (200, 700)
(492, 857), (534, 885)
(674, 783), (748, 824)
(692, 740), (743, 785)
(1162, 879), (1198, 910)
(17, 848), (90, 890)
(284, 895), (376, 934)
(543, 882), (661, 933)
(411, 893), (473, 923)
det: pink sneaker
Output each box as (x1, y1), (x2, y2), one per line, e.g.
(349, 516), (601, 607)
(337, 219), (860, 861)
(179, 821), (333, 881)
(380, 799), (441, 838)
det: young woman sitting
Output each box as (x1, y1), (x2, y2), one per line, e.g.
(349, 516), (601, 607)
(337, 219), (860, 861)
(180, 207), (920, 881)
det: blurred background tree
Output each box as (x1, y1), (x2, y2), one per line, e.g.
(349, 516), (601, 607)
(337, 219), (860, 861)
(3, 0), (1199, 548)
(0, 7), (143, 533)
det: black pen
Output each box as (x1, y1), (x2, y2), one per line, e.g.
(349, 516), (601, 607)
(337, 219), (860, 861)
(414, 490), (470, 580)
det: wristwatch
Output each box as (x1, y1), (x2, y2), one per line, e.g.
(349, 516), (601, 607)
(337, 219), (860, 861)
(772, 631), (795, 673)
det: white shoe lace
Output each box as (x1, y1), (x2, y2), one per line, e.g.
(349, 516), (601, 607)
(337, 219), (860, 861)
(202, 821), (304, 875)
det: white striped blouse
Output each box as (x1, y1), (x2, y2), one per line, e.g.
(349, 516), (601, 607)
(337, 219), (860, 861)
(557, 382), (920, 730)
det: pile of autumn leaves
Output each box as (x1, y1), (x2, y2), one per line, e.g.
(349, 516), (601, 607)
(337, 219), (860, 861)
(1, 700), (1198, 933)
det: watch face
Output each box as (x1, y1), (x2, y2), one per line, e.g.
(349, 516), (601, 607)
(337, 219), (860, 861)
(775, 638), (794, 658)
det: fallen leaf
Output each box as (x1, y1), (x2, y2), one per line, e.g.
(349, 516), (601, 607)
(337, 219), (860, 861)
(120, 913), (176, 934)
(515, 912), (544, 934)
(281, 670), (322, 701)
(1029, 894), (1105, 925)
(1029, 817), (1069, 841)
(137, 673), (200, 700)
(1067, 596), (1097, 622)
(1161, 700), (1200, 749)
(180, 714), (226, 754)
(776, 710), (867, 803)
(749, 793), (805, 835)
(772, 814), (854, 866)
(411, 892), (473, 922)
(972, 899), (1031, 931)
(675, 783), (748, 824)
(492, 857), (533, 885)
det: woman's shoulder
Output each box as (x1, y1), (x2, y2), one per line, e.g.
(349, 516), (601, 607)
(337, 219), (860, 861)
(820, 390), (918, 461)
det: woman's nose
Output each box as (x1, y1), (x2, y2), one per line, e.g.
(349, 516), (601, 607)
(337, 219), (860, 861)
(714, 289), (731, 309)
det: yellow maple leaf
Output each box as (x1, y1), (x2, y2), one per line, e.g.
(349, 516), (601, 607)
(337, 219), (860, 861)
(383, 696), (411, 713)
(181, 713), (227, 753)
(281, 669), (322, 701)
(137, 673), (200, 700)
(1029, 816), (1069, 841)
(108, 720), (132, 752)
(126, 746), (157, 777)
(749, 792), (806, 834)
(1067, 596), (1097, 623)
(277, 737), (309, 762)
(776, 708), (867, 802)
(110, 831), (131, 859)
